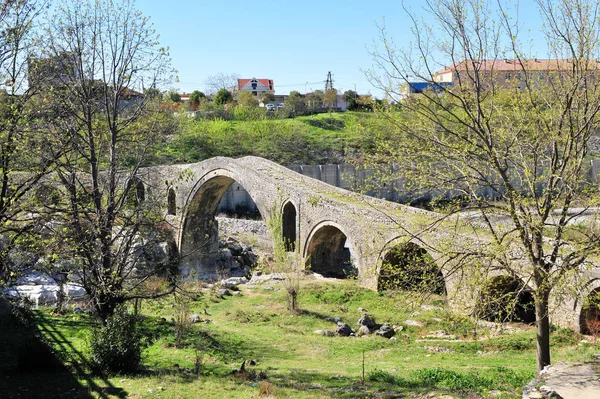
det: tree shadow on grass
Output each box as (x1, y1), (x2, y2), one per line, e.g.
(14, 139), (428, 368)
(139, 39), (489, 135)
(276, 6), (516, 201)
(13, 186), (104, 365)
(34, 311), (127, 398)
(0, 297), (96, 398)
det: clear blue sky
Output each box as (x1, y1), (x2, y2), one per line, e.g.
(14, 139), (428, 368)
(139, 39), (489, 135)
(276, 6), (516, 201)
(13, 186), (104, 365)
(137, 0), (546, 98)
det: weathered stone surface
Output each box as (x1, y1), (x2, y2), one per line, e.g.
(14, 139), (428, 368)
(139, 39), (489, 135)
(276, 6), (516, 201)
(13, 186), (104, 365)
(215, 289), (231, 297)
(404, 319), (424, 327)
(189, 314), (201, 323)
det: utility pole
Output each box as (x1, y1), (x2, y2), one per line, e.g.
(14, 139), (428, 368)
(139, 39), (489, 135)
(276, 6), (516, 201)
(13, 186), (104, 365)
(325, 71), (334, 91)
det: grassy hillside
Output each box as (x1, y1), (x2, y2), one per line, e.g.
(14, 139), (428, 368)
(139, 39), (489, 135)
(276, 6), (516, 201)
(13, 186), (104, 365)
(4, 278), (598, 398)
(154, 112), (387, 166)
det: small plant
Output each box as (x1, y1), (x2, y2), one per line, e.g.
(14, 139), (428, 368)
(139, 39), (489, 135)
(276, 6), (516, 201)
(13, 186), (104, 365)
(258, 380), (276, 397)
(586, 318), (600, 343)
(173, 292), (192, 348)
(89, 305), (144, 374)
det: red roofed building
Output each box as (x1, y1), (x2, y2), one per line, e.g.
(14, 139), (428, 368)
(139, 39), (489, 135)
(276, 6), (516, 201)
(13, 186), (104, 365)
(237, 78), (274, 96)
(434, 58), (600, 89)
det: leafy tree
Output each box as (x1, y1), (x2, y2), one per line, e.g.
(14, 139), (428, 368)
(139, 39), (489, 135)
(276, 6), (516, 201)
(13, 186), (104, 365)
(367, 0), (600, 372)
(323, 89), (338, 108)
(260, 92), (275, 105)
(39, 0), (176, 323)
(237, 91), (259, 107)
(213, 88), (233, 106)
(342, 90), (358, 110)
(0, 0), (52, 284)
(306, 90), (323, 109)
(167, 90), (181, 103)
(189, 90), (205, 107)
(283, 91), (305, 116)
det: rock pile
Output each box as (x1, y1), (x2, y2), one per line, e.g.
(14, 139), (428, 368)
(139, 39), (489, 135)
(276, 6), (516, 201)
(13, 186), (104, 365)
(312, 313), (398, 339)
(5, 270), (86, 308)
(216, 238), (259, 278)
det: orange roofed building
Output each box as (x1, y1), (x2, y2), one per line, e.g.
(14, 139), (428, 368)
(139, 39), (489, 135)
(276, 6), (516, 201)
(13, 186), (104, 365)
(237, 78), (274, 96)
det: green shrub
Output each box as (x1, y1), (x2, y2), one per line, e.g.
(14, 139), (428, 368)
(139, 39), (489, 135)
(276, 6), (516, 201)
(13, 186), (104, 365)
(89, 306), (144, 374)
(368, 366), (531, 395)
(367, 369), (415, 387)
(367, 369), (397, 384)
(493, 333), (536, 351)
(551, 326), (581, 346)
(414, 367), (488, 391)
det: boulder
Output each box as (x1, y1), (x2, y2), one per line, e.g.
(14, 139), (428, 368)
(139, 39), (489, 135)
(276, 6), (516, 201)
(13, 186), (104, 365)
(216, 288), (231, 297)
(335, 322), (353, 337)
(376, 324), (395, 338)
(219, 249), (233, 261)
(222, 277), (248, 287)
(357, 313), (378, 330)
(357, 325), (371, 337)
(393, 325), (404, 333)
(314, 330), (335, 337)
(404, 319), (424, 327)
(189, 314), (201, 323)
(229, 242), (243, 254)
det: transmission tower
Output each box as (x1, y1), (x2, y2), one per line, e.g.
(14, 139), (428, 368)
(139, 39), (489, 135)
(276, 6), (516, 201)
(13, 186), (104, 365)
(324, 71), (334, 91)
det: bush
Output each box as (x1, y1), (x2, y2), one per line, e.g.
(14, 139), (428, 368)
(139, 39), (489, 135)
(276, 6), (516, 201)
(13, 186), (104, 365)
(89, 305), (144, 374)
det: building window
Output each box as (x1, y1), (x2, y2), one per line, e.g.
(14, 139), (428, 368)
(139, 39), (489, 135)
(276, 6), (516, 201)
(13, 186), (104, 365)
(505, 73), (512, 79)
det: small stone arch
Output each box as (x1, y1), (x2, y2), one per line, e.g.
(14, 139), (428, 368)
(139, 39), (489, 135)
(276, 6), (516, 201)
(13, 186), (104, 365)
(167, 188), (176, 216)
(281, 200), (297, 252)
(578, 282), (600, 335)
(475, 275), (535, 323)
(34, 183), (61, 207)
(304, 221), (356, 278)
(377, 241), (445, 294)
(125, 177), (145, 207)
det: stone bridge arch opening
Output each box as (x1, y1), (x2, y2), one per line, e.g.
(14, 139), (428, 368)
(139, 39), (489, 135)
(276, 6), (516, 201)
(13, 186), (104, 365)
(180, 173), (265, 279)
(304, 223), (356, 278)
(475, 275), (535, 323)
(282, 201), (297, 252)
(377, 242), (445, 294)
(579, 286), (600, 335)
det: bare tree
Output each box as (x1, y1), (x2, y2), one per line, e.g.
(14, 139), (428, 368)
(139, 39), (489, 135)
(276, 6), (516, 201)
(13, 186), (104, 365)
(37, 0), (176, 322)
(367, 0), (600, 372)
(204, 72), (239, 96)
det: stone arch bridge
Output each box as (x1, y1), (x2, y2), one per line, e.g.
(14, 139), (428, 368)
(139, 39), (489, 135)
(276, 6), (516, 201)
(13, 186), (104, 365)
(136, 156), (598, 332)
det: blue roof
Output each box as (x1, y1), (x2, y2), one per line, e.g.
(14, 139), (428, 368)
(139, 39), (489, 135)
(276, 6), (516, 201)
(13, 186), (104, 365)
(408, 82), (453, 93)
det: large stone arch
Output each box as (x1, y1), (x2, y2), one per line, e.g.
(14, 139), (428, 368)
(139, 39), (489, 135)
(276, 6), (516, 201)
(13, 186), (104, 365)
(281, 199), (297, 252)
(376, 239), (446, 294)
(303, 221), (358, 278)
(178, 168), (270, 278)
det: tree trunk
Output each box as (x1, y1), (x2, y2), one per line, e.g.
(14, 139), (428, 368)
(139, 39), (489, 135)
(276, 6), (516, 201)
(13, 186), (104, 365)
(535, 292), (551, 372)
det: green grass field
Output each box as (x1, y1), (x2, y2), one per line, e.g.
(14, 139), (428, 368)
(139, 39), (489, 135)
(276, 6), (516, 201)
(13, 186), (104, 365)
(3, 278), (599, 398)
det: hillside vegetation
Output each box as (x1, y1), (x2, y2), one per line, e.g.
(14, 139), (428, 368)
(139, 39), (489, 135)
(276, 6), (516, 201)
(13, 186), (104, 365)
(154, 112), (385, 166)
